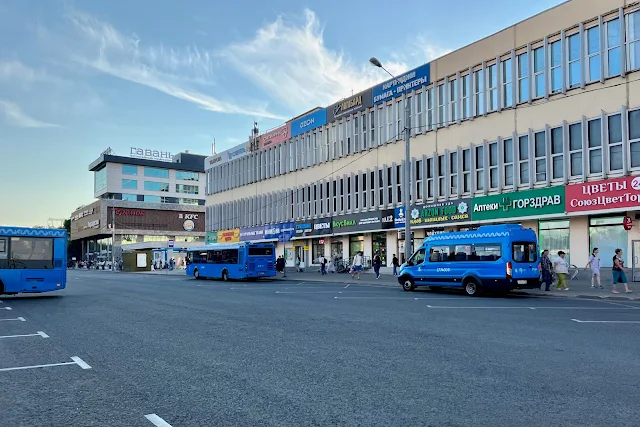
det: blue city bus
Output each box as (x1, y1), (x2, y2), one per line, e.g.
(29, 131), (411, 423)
(186, 242), (276, 280)
(398, 224), (540, 296)
(0, 226), (68, 295)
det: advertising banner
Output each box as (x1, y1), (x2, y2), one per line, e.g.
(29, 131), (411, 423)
(312, 218), (333, 236)
(278, 222), (296, 243)
(204, 142), (249, 170)
(217, 229), (240, 243)
(239, 226), (265, 242)
(331, 211), (383, 234)
(394, 207), (407, 228)
(372, 63), (431, 105)
(566, 176), (640, 213)
(290, 108), (327, 137)
(381, 209), (395, 230)
(326, 89), (373, 123)
(205, 232), (218, 245)
(408, 199), (471, 226)
(294, 221), (313, 238)
(471, 187), (565, 221)
(259, 123), (290, 150)
(107, 208), (205, 233)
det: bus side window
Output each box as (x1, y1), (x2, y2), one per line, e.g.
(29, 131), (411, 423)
(430, 245), (450, 262)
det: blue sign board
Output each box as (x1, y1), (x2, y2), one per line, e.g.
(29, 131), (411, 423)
(394, 207), (406, 228)
(372, 63), (431, 105)
(278, 222), (296, 243)
(290, 108), (327, 137)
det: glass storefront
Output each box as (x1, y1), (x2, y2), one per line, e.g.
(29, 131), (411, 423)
(331, 240), (344, 261)
(312, 239), (325, 263)
(589, 216), (627, 267)
(539, 219), (571, 263)
(349, 235), (364, 258)
(371, 232), (387, 265)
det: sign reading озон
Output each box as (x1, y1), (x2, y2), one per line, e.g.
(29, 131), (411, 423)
(326, 89), (373, 123)
(290, 108), (327, 138)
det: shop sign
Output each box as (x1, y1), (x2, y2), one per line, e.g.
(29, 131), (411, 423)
(290, 108), (327, 138)
(130, 147), (172, 162)
(72, 207), (95, 221)
(114, 208), (145, 216)
(326, 89), (373, 122)
(204, 142), (249, 170)
(394, 207), (406, 228)
(409, 199), (470, 226)
(278, 222), (296, 242)
(240, 226), (265, 242)
(331, 211), (383, 233)
(217, 229), (240, 243)
(624, 216), (633, 231)
(205, 232), (218, 245)
(259, 123), (290, 150)
(566, 176), (640, 213)
(372, 63), (431, 105)
(312, 218), (333, 236)
(83, 220), (100, 230)
(295, 221), (313, 237)
(381, 209), (395, 230)
(182, 220), (195, 232)
(471, 187), (565, 221)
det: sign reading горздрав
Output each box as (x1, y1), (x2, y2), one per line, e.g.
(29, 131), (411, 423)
(566, 176), (640, 213)
(409, 199), (471, 225)
(290, 108), (327, 138)
(326, 89), (373, 123)
(471, 186), (565, 221)
(372, 63), (431, 105)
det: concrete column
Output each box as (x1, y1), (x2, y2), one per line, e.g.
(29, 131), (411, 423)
(569, 216), (589, 267)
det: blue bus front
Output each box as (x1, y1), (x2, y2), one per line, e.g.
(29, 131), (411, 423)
(0, 227), (67, 295)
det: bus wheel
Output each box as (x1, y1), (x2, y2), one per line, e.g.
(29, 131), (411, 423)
(194, 269), (201, 279)
(401, 277), (415, 292)
(222, 270), (229, 281)
(463, 279), (480, 296)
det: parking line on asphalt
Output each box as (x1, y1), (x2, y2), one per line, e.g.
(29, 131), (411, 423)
(0, 317), (25, 322)
(426, 305), (640, 310)
(0, 356), (91, 372)
(145, 414), (174, 427)
(0, 331), (49, 340)
(571, 319), (640, 323)
(1, 307), (12, 310)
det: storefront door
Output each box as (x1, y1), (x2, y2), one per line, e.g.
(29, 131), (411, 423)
(632, 240), (640, 282)
(588, 216), (626, 267)
(371, 232), (387, 265)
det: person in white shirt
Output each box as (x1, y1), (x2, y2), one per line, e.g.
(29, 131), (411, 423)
(553, 250), (569, 291)
(585, 248), (602, 289)
(351, 251), (363, 280)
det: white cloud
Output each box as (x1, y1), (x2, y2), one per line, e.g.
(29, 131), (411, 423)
(66, 12), (284, 120)
(221, 10), (451, 112)
(0, 100), (63, 128)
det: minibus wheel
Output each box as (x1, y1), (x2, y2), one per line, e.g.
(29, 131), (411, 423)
(463, 278), (480, 296)
(401, 277), (415, 292)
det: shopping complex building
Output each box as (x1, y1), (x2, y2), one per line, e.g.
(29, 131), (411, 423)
(205, 0), (640, 272)
(69, 148), (207, 266)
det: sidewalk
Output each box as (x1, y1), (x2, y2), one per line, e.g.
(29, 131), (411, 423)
(279, 268), (640, 301)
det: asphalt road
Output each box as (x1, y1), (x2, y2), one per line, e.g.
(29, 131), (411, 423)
(1, 271), (639, 427)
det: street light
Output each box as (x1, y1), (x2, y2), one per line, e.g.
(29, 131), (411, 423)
(370, 57), (413, 264)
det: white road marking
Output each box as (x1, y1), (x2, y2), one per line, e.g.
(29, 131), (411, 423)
(145, 414), (174, 427)
(0, 317), (25, 322)
(1, 307), (12, 310)
(0, 331), (49, 340)
(426, 306), (640, 310)
(592, 300), (640, 309)
(276, 290), (343, 294)
(571, 319), (640, 323)
(335, 296), (417, 300)
(0, 356), (91, 372)
(344, 284), (350, 289)
(414, 297), (471, 300)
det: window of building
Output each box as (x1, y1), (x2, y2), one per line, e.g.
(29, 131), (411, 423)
(144, 195), (161, 203)
(144, 181), (169, 192)
(450, 151), (458, 196)
(387, 103), (393, 140)
(378, 170), (384, 206)
(94, 166), (107, 193)
(122, 193), (137, 201)
(450, 79), (458, 122)
(414, 159), (423, 201)
(415, 91), (424, 133)
(628, 11), (640, 71)
(551, 40), (563, 93)
(340, 178), (345, 211)
(437, 83), (446, 126)
(362, 113), (368, 149)
(376, 108), (384, 146)
(533, 46), (545, 98)
(502, 58), (513, 108)
(396, 164), (402, 203)
(475, 145), (484, 191)
(180, 198), (200, 205)
(488, 64), (498, 111)
(144, 167), (169, 179)
(122, 165), (137, 176)
(474, 69), (484, 115)
(122, 179), (137, 190)
(370, 110), (375, 145)
(569, 122), (583, 176)
(551, 126), (564, 179)
(489, 142), (498, 188)
(630, 109), (640, 168)
(462, 74), (471, 119)
(538, 220), (570, 262)
(589, 216), (627, 267)
(426, 87), (435, 130)
(588, 118), (603, 175)
(462, 148), (471, 193)
(438, 155), (446, 196)
(534, 131), (546, 182)
(586, 26), (601, 82)
(567, 33), (581, 88)
(396, 99), (402, 137)
(332, 180), (337, 212)
(354, 116), (359, 152)
(503, 138), (514, 187)
(518, 52), (529, 103)
(607, 18), (622, 77)
(176, 184), (199, 194)
(518, 135), (530, 185)
(608, 114), (623, 172)
(176, 171), (199, 181)
(426, 157), (434, 199)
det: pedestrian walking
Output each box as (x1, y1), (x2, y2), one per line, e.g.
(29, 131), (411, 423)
(538, 249), (553, 291)
(612, 248), (633, 294)
(585, 248), (602, 289)
(295, 256), (302, 273)
(553, 251), (569, 291)
(351, 251), (363, 280)
(392, 254), (399, 276)
(373, 251), (382, 279)
(319, 255), (327, 275)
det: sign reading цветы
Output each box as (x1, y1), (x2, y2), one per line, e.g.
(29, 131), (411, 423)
(471, 186), (565, 221)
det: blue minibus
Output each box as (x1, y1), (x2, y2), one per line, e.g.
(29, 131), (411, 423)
(186, 242), (276, 280)
(0, 226), (68, 295)
(398, 224), (540, 296)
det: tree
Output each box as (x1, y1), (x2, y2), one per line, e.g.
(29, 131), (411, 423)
(62, 219), (71, 233)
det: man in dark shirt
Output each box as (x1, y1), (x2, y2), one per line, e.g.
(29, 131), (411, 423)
(538, 249), (553, 291)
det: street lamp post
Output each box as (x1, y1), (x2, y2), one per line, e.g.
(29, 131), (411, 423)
(370, 57), (413, 264)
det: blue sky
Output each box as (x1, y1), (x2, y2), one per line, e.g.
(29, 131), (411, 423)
(0, 0), (566, 227)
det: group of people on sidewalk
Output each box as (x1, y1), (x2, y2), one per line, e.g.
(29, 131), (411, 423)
(538, 247), (633, 293)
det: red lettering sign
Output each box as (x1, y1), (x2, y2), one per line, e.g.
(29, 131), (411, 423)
(258, 123), (290, 150)
(566, 176), (640, 213)
(114, 208), (145, 216)
(624, 216), (633, 231)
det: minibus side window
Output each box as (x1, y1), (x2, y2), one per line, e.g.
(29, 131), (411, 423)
(429, 245), (451, 262)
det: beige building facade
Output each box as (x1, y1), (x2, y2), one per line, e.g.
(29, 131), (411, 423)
(206, 0), (640, 277)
